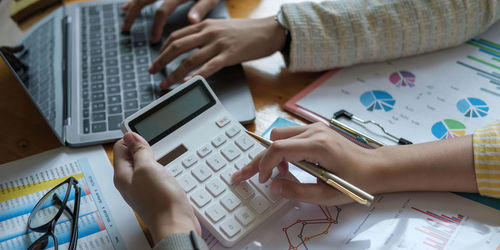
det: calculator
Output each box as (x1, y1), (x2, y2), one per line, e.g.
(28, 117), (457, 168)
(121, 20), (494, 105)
(120, 76), (289, 247)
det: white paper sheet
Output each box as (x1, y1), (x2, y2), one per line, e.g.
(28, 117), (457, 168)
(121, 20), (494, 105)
(297, 22), (500, 145)
(0, 146), (150, 249)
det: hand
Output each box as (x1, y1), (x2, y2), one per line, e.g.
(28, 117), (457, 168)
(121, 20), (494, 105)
(148, 17), (288, 89)
(113, 132), (201, 244)
(232, 123), (380, 206)
(121, 0), (220, 43)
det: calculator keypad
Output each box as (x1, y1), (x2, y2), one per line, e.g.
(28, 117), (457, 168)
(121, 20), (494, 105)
(165, 117), (287, 245)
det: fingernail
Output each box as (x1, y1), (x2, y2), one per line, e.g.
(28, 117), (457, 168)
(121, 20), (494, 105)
(123, 132), (136, 145)
(270, 182), (282, 195)
(184, 76), (192, 82)
(259, 173), (265, 183)
(189, 12), (200, 23)
(148, 65), (155, 73)
(159, 79), (168, 89)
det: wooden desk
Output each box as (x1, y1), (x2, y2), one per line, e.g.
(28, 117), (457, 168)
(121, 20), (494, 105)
(2, 0), (323, 245)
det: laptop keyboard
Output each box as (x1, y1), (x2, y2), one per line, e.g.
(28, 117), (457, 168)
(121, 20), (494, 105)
(80, 3), (163, 134)
(18, 18), (57, 129)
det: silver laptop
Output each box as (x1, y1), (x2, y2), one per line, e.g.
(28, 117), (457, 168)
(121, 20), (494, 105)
(0, 0), (255, 146)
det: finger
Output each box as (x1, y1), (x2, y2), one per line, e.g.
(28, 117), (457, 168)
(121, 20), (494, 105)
(122, 0), (147, 31)
(186, 54), (227, 80)
(270, 178), (345, 205)
(187, 0), (219, 23)
(258, 137), (324, 183)
(151, 1), (180, 43)
(270, 126), (308, 141)
(277, 161), (288, 177)
(113, 139), (134, 186)
(163, 45), (219, 88)
(232, 151), (265, 182)
(149, 33), (206, 74)
(160, 22), (206, 53)
(122, 132), (156, 169)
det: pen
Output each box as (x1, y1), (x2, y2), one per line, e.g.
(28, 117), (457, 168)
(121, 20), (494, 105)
(245, 130), (374, 206)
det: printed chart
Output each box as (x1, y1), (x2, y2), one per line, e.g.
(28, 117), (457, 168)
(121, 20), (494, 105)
(456, 97), (489, 118)
(0, 160), (122, 250)
(359, 90), (395, 112)
(389, 71), (416, 87)
(431, 119), (466, 140)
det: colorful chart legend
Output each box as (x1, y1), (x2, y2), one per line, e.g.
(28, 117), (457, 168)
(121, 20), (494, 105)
(456, 97), (489, 118)
(389, 71), (416, 87)
(360, 90), (395, 112)
(431, 119), (466, 140)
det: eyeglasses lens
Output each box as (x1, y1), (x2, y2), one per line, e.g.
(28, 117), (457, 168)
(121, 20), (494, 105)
(29, 182), (70, 229)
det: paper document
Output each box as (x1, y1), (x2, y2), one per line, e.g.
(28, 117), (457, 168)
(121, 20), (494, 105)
(0, 146), (150, 249)
(297, 22), (500, 145)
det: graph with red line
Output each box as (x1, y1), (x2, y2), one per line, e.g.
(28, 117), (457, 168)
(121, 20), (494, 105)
(411, 206), (465, 250)
(282, 206), (341, 250)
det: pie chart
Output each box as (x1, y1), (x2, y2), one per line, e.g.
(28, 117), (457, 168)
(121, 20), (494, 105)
(389, 71), (416, 87)
(360, 90), (396, 112)
(431, 119), (466, 140)
(456, 97), (489, 118)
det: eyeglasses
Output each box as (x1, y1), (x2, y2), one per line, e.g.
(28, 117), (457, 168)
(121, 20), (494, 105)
(27, 177), (81, 250)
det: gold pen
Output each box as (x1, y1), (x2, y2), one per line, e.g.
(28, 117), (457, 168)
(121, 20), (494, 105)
(245, 130), (374, 206)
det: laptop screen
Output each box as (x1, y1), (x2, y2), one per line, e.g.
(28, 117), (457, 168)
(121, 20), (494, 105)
(0, 9), (65, 143)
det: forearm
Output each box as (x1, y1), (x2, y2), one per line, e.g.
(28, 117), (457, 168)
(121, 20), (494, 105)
(372, 135), (477, 194)
(278, 0), (500, 72)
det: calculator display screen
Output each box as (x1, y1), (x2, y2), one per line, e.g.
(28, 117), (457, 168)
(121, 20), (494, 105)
(130, 80), (216, 144)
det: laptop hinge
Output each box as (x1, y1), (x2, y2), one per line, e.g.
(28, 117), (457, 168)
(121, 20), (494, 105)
(61, 14), (72, 141)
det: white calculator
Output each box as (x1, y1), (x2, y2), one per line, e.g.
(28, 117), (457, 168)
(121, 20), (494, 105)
(121, 76), (289, 247)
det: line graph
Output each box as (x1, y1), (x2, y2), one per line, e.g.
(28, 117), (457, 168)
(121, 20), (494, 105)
(283, 206), (342, 250)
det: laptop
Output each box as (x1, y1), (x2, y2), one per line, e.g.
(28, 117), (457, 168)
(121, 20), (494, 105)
(0, 0), (255, 146)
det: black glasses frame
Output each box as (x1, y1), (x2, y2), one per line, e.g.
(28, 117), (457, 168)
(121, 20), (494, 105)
(27, 177), (81, 250)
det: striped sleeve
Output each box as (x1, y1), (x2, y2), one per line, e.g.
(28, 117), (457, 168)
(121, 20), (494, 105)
(473, 121), (500, 198)
(278, 0), (500, 72)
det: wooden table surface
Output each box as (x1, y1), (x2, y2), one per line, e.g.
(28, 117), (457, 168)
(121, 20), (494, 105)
(7, 0), (324, 245)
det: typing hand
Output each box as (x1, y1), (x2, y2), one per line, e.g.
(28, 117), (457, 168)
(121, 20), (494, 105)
(232, 123), (379, 206)
(148, 17), (288, 89)
(121, 0), (220, 43)
(113, 132), (201, 244)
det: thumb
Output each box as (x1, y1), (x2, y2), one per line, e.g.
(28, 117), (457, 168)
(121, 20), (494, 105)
(187, 0), (219, 23)
(123, 132), (156, 168)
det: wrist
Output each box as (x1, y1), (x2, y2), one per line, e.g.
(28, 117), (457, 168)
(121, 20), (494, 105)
(266, 16), (288, 53)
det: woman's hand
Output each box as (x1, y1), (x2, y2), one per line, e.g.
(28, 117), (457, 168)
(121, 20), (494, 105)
(232, 123), (382, 206)
(148, 17), (288, 89)
(113, 132), (201, 244)
(121, 0), (220, 43)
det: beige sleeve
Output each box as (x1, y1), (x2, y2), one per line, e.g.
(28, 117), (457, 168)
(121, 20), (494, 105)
(277, 0), (500, 72)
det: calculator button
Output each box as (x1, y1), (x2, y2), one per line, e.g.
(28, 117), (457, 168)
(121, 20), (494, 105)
(216, 117), (230, 128)
(248, 146), (264, 159)
(168, 165), (183, 177)
(220, 192), (241, 211)
(211, 135), (227, 148)
(221, 167), (237, 185)
(206, 178), (226, 197)
(225, 125), (241, 138)
(179, 174), (197, 192)
(235, 135), (255, 152)
(206, 154), (226, 172)
(205, 203), (225, 223)
(221, 144), (240, 161)
(190, 189), (211, 208)
(234, 158), (250, 170)
(191, 165), (212, 182)
(234, 181), (255, 200)
(249, 195), (270, 214)
(220, 220), (241, 238)
(182, 155), (198, 168)
(235, 207), (256, 226)
(250, 173), (281, 203)
(197, 145), (212, 158)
